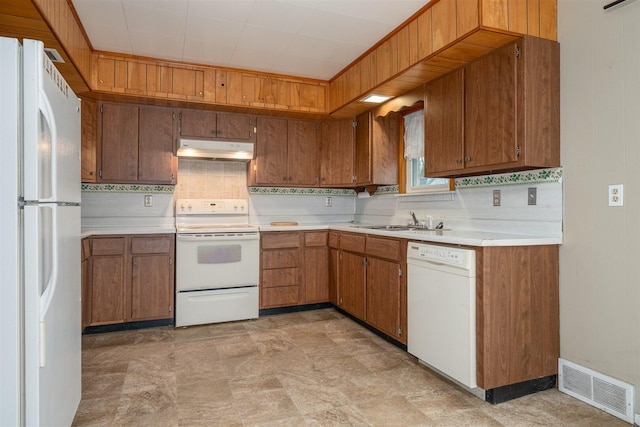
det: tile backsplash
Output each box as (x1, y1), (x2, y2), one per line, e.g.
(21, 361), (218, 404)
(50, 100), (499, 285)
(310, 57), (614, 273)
(173, 158), (248, 200)
(81, 162), (563, 238)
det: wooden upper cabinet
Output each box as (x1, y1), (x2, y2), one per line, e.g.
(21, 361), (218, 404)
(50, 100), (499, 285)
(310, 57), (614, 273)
(426, 36), (560, 177)
(253, 117), (289, 185)
(464, 36), (559, 174)
(81, 97), (98, 182)
(354, 111), (399, 186)
(180, 110), (216, 138)
(425, 68), (465, 176)
(180, 110), (256, 142)
(287, 119), (319, 186)
(320, 119), (355, 187)
(98, 103), (178, 184)
(138, 107), (177, 184)
(99, 103), (139, 182)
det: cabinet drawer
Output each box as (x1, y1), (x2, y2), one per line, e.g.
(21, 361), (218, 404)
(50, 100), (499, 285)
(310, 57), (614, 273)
(328, 231), (339, 248)
(91, 237), (126, 256)
(261, 249), (299, 268)
(131, 236), (172, 254)
(305, 231), (327, 247)
(340, 233), (366, 253)
(261, 232), (300, 249)
(366, 236), (401, 261)
(262, 268), (299, 288)
(262, 286), (299, 307)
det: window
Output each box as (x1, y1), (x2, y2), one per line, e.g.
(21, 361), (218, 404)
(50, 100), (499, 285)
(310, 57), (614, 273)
(403, 109), (451, 194)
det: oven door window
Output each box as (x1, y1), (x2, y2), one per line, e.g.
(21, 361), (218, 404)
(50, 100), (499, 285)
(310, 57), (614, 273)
(198, 245), (242, 264)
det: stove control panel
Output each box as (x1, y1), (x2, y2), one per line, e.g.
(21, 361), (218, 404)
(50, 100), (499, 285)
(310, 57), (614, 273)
(176, 199), (248, 215)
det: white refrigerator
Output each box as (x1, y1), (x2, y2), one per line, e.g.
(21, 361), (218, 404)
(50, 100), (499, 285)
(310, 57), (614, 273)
(0, 37), (81, 426)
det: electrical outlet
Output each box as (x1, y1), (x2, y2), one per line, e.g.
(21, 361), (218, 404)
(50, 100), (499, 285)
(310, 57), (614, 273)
(608, 184), (623, 206)
(325, 196), (332, 207)
(144, 194), (153, 207)
(493, 190), (501, 206)
(528, 187), (537, 205)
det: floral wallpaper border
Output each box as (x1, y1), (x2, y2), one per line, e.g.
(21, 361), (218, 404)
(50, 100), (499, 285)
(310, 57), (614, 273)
(81, 184), (175, 193)
(454, 168), (563, 188)
(248, 187), (356, 196)
(82, 168), (561, 195)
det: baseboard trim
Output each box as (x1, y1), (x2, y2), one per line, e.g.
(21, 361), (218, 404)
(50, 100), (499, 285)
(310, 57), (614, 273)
(82, 318), (174, 334)
(485, 375), (557, 404)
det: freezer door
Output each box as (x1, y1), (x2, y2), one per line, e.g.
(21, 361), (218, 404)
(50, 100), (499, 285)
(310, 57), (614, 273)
(24, 204), (81, 426)
(22, 39), (80, 204)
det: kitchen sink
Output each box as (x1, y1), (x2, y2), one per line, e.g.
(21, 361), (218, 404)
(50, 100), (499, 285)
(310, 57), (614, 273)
(351, 224), (450, 232)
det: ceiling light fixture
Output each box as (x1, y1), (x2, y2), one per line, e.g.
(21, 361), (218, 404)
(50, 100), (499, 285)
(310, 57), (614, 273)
(361, 94), (393, 104)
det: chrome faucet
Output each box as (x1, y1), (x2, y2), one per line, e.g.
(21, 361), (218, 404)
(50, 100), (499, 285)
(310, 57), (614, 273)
(409, 211), (419, 226)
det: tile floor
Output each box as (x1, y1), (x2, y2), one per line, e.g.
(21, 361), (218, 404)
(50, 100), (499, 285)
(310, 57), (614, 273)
(73, 308), (628, 426)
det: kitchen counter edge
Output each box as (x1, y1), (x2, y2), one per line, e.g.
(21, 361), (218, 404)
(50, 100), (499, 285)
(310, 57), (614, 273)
(258, 224), (562, 247)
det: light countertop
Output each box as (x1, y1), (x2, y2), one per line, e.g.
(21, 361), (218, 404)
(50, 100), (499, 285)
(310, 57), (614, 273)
(259, 224), (562, 247)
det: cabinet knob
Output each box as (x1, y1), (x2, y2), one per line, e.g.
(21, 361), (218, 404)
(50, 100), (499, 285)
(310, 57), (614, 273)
(455, 159), (462, 164)
(279, 287), (284, 293)
(465, 156), (471, 162)
(279, 251), (283, 256)
(279, 269), (284, 275)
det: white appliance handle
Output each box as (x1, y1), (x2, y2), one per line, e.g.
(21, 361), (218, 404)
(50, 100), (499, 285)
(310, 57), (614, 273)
(39, 90), (57, 202)
(24, 88), (57, 202)
(177, 233), (259, 242)
(24, 206), (58, 368)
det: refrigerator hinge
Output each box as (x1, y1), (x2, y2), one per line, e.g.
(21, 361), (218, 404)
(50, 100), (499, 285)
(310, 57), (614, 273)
(18, 197), (26, 208)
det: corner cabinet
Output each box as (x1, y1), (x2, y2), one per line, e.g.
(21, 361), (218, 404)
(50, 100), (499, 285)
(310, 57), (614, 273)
(425, 36), (560, 177)
(319, 119), (355, 187)
(333, 231), (407, 344)
(260, 231), (329, 309)
(96, 103), (177, 184)
(82, 234), (175, 328)
(354, 111), (400, 186)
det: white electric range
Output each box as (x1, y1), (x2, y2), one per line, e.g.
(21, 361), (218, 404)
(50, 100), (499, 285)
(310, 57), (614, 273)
(175, 198), (259, 327)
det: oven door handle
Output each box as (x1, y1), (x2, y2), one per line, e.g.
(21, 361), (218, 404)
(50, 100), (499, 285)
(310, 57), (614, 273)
(177, 234), (259, 242)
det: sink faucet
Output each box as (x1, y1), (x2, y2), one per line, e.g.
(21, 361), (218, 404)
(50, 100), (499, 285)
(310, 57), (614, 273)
(409, 211), (419, 226)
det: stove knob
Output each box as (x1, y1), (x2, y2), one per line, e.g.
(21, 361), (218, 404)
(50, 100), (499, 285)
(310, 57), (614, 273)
(179, 204), (185, 211)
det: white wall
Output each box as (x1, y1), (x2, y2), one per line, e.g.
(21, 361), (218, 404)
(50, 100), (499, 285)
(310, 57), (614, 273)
(355, 182), (563, 236)
(559, 0), (640, 414)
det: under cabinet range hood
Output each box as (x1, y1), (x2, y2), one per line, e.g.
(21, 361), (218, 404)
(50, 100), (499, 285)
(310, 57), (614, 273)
(177, 138), (254, 161)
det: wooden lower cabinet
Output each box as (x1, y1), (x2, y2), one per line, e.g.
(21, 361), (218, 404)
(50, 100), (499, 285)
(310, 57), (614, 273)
(260, 231), (330, 308)
(475, 245), (559, 390)
(334, 231), (407, 344)
(82, 234), (175, 328)
(338, 251), (367, 319)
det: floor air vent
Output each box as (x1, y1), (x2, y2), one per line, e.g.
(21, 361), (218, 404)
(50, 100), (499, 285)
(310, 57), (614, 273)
(558, 358), (635, 423)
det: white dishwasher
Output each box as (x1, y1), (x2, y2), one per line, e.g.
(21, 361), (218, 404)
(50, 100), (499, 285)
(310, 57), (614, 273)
(407, 241), (477, 389)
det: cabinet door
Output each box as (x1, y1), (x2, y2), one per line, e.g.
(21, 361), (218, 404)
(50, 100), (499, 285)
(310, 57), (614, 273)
(354, 112), (372, 185)
(81, 258), (90, 329)
(320, 120), (354, 186)
(366, 257), (401, 339)
(328, 248), (339, 305)
(217, 113), (256, 142)
(338, 251), (366, 319)
(131, 254), (174, 321)
(255, 117), (289, 185)
(99, 103), (139, 182)
(287, 119), (319, 186)
(138, 107), (176, 184)
(304, 246), (329, 303)
(425, 69), (465, 176)
(370, 113), (399, 185)
(465, 42), (518, 169)
(90, 255), (126, 325)
(81, 97), (98, 182)
(180, 110), (216, 138)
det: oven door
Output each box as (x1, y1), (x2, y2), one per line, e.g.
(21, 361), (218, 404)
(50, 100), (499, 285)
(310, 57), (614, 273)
(176, 233), (259, 291)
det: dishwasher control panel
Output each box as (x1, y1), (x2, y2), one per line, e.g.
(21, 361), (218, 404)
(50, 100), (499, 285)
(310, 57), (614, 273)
(407, 242), (475, 270)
